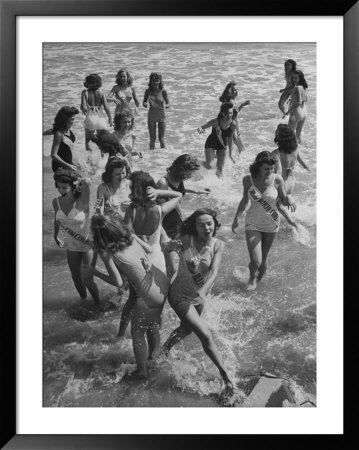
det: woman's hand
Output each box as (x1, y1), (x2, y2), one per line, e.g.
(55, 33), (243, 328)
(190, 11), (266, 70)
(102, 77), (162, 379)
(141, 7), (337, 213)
(284, 196), (296, 212)
(54, 236), (64, 248)
(69, 164), (78, 172)
(146, 186), (158, 202)
(197, 127), (204, 134)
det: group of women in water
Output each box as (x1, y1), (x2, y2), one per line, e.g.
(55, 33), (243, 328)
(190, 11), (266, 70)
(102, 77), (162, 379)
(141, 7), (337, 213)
(44, 59), (310, 397)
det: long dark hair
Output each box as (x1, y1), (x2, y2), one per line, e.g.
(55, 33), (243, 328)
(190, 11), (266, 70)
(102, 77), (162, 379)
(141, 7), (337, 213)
(130, 171), (157, 207)
(292, 70), (308, 89)
(180, 208), (221, 237)
(90, 129), (127, 158)
(167, 154), (200, 180)
(52, 106), (79, 133)
(274, 124), (298, 154)
(285, 59), (297, 71)
(219, 81), (237, 103)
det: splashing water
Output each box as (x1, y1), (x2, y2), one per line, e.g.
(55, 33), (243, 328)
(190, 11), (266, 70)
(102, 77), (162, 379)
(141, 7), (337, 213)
(43, 42), (316, 407)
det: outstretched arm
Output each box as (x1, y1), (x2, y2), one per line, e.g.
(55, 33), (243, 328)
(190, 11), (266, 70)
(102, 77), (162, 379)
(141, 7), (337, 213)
(237, 100), (250, 113)
(146, 187), (182, 216)
(197, 118), (216, 133)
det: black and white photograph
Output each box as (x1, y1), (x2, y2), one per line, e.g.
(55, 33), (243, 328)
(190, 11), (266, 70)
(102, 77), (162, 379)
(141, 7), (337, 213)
(42, 41), (317, 408)
(8, 11), (348, 443)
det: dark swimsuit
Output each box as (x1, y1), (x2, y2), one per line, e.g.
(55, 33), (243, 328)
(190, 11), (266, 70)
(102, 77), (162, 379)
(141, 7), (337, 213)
(205, 120), (233, 151)
(52, 130), (75, 172)
(161, 177), (186, 239)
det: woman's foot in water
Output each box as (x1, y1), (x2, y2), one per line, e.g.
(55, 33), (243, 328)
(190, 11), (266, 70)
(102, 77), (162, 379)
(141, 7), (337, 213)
(131, 369), (147, 380)
(247, 276), (257, 291)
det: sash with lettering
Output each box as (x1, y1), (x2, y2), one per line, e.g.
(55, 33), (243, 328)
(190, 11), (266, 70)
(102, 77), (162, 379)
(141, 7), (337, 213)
(248, 186), (279, 226)
(56, 219), (94, 249)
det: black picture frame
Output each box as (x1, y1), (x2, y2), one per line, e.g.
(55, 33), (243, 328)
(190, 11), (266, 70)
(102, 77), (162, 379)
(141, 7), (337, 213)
(1, 0), (356, 448)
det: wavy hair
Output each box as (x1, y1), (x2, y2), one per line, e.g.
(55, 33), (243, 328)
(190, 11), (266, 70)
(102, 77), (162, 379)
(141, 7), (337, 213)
(180, 208), (221, 237)
(83, 73), (102, 90)
(115, 68), (133, 86)
(113, 111), (134, 131)
(90, 129), (127, 158)
(91, 214), (133, 251)
(249, 151), (277, 177)
(167, 154), (200, 180)
(129, 171), (157, 208)
(285, 59), (297, 71)
(53, 168), (82, 199)
(292, 70), (308, 89)
(274, 124), (298, 154)
(217, 102), (234, 120)
(148, 72), (164, 91)
(219, 81), (237, 103)
(52, 106), (79, 133)
(101, 156), (131, 183)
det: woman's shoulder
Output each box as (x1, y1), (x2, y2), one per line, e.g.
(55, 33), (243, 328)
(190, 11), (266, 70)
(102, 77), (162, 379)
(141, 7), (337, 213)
(242, 174), (251, 185)
(213, 237), (224, 252)
(52, 197), (60, 210)
(156, 176), (168, 189)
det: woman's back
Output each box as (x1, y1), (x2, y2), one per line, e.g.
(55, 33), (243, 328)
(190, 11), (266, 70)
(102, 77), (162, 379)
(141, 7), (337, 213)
(132, 204), (161, 238)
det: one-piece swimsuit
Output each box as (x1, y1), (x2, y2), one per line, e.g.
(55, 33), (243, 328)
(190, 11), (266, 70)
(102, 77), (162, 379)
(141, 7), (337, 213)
(245, 175), (280, 233)
(169, 236), (217, 319)
(52, 130), (75, 172)
(83, 90), (107, 131)
(55, 198), (91, 252)
(205, 120), (233, 151)
(161, 177), (186, 239)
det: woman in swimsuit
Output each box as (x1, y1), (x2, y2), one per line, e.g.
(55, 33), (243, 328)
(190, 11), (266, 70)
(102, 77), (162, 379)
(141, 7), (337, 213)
(114, 171), (183, 339)
(197, 103), (237, 178)
(80, 73), (112, 156)
(231, 151), (295, 291)
(107, 68), (140, 120)
(90, 214), (170, 379)
(156, 154), (210, 278)
(96, 157), (132, 222)
(52, 169), (100, 303)
(113, 112), (143, 165)
(45, 106), (79, 173)
(272, 124), (310, 201)
(219, 80), (250, 154)
(278, 59), (297, 115)
(143, 72), (170, 150)
(162, 208), (234, 395)
(283, 70), (308, 144)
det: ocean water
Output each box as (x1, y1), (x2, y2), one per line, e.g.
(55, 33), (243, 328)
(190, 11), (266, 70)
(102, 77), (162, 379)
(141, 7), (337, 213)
(43, 42), (316, 407)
